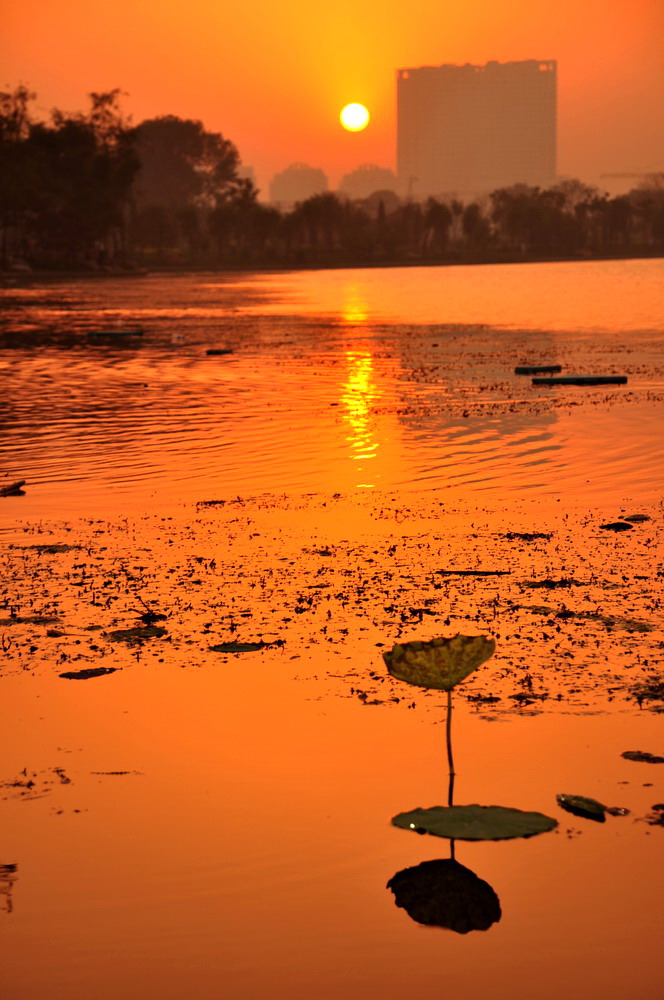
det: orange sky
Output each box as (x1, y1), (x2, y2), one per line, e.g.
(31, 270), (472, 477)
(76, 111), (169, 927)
(2, 0), (663, 194)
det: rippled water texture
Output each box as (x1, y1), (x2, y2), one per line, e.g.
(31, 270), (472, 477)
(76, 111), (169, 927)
(1, 260), (663, 1000)
(1, 259), (663, 517)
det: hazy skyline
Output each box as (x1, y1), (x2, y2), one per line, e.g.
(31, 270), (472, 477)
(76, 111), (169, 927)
(2, 0), (663, 193)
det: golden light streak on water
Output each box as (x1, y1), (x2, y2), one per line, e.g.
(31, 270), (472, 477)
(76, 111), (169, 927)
(340, 350), (380, 487)
(340, 285), (369, 325)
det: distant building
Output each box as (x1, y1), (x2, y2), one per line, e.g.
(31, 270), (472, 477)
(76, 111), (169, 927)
(339, 164), (398, 200)
(269, 164), (328, 207)
(397, 59), (557, 198)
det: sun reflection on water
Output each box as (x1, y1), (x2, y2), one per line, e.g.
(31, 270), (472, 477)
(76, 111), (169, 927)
(341, 287), (369, 325)
(341, 351), (380, 488)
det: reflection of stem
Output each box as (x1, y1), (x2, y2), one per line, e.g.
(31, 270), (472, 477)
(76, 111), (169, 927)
(449, 838), (456, 862)
(446, 689), (455, 807)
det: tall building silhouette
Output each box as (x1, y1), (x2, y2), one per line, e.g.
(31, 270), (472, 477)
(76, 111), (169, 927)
(397, 59), (557, 198)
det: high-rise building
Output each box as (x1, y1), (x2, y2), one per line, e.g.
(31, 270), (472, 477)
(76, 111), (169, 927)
(397, 59), (557, 198)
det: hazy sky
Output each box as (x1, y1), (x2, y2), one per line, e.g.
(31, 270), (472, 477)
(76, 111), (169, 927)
(2, 0), (663, 193)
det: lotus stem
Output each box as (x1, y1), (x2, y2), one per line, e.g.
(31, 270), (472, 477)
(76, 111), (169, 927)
(446, 689), (455, 806)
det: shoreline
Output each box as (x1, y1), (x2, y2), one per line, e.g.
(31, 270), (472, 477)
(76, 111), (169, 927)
(2, 248), (663, 285)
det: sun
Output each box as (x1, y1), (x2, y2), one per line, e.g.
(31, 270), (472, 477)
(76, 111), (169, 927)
(340, 103), (370, 132)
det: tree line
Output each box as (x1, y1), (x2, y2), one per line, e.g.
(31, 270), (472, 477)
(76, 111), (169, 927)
(1, 86), (663, 272)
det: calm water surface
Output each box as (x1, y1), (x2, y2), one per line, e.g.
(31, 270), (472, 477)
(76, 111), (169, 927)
(1, 260), (662, 1000)
(1, 258), (663, 517)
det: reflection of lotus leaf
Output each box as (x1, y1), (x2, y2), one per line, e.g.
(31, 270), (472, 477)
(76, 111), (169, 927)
(392, 804), (557, 840)
(383, 634), (495, 691)
(387, 859), (501, 933)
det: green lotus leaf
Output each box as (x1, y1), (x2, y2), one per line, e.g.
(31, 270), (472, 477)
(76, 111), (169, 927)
(392, 804), (558, 841)
(383, 634), (496, 691)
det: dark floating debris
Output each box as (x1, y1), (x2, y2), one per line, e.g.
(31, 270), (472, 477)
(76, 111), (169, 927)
(515, 605), (651, 632)
(0, 480), (26, 497)
(14, 543), (81, 554)
(387, 859), (502, 933)
(599, 521), (633, 532)
(557, 794), (606, 822)
(0, 614), (60, 626)
(206, 348), (233, 356)
(502, 531), (552, 542)
(622, 514), (650, 523)
(629, 675), (664, 707)
(514, 364), (562, 375)
(107, 625), (167, 643)
(644, 804), (664, 827)
(1, 767), (72, 799)
(87, 328), (144, 337)
(209, 639), (285, 653)
(90, 770), (143, 776)
(129, 599), (168, 624)
(621, 750), (664, 764)
(136, 611), (168, 624)
(436, 569), (511, 577)
(0, 863), (18, 913)
(59, 666), (119, 680)
(533, 374), (628, 386)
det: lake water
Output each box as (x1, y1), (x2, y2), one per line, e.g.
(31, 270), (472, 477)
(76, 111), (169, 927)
(1, 260), (662, 999)
(1, 258), (663, 516)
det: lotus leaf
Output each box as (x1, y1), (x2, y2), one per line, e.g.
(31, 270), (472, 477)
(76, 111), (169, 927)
(383, 634), (495, 691)
(210, 640), (272, 653)
(556, 794), (606, 822)
(392, 804), (557, 840)
(0, 615), (60, 626)
(108, 625), (167, 642)
(621, 750), (664, 764)
(59, 667), (118, 680)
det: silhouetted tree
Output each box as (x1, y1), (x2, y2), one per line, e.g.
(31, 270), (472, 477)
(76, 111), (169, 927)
(209, 179), (281, 261)
(490, 184), (586, 255)
(2, 86), (659, 270)
(0, 86), (37, 263)
(424, 198), (453, 256)
(461, 203), (491, 250)
(629, 174), (664, 248)
(1, 88), (138, 266)
(129, 115), (253, 261)
(292, 193), (347, 253)
(133, 116), (240, 210)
